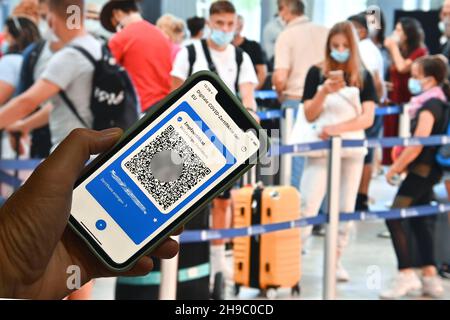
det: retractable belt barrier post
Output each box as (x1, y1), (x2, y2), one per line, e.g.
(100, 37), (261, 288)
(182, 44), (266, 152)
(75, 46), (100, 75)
(159, 235), (180, 300)
(324, 137), (342, 300)
(399, 104), (411, 138)
(281, 106), (296, 185)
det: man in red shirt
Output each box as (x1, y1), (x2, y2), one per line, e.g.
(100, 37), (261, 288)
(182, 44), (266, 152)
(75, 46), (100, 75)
(100, 0), (172, 112)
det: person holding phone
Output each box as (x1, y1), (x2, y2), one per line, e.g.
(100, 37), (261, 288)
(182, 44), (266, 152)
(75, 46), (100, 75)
(0, 128), (181, 300)
(300, 21), (377, 282)
(383, 18), (428, 165)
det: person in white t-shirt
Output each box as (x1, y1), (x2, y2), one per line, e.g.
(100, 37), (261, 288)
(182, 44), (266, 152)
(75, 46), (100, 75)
(0, 0), (101, 151)
(348, 13), (385, 213)
(171, 1), (258, 288)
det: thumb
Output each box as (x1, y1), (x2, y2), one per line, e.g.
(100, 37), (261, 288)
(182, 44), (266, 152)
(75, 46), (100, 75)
(31, 128), (123, 190)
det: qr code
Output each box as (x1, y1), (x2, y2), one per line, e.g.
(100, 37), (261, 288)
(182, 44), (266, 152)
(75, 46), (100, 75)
(124, 125), (212, 211)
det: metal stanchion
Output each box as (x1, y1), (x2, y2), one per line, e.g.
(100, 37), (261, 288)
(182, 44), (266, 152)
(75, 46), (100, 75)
(399, 104), (411, 138)
(158, 235), (180, 300)
(281, 107), (295, 185)
(323, 137), (342, 300)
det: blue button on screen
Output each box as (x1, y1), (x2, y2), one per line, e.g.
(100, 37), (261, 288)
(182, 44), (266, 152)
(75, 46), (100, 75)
(96, 220), (107, 231)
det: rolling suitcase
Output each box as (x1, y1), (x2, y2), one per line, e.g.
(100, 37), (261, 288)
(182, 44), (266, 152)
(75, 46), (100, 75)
(232, 185), (302, 299)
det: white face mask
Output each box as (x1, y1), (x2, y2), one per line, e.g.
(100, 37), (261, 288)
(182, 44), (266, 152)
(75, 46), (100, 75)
(85, 20), (101, 35)
(38, 20), (49, 37)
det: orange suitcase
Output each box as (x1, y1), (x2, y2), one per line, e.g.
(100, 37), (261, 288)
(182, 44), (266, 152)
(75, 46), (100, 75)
(232, 185), (302, 298)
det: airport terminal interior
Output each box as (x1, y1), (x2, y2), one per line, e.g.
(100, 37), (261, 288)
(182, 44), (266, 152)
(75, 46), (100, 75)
(0, 0), (449, 301)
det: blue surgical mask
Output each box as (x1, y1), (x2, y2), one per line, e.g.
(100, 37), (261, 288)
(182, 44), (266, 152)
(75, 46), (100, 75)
(1, 41), (9, 55)
(408, 78), (423, 95)
(210, 29), (234, 47)
(330, 49), (350, 64)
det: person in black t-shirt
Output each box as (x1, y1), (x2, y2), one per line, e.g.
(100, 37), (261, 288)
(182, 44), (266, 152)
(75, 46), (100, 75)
(233, 15), (267, 90)
(300, 21), (377, 283)
(381, 55), (449, 299)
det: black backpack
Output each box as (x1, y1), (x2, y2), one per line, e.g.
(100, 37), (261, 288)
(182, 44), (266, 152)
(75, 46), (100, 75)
(18, 40), (52, 159)
(187, 39), (243, 94)
(59, 45), (139, 131)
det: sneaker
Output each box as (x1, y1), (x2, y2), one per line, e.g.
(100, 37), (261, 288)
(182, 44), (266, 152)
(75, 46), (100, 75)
(422, 276), (444, 298)
(312, 225), (326, 237)
(336, 262), (350, 282)
(355, 193), (369, 212)
(379, 272), (422, 299)
(377, 230), (391, 239)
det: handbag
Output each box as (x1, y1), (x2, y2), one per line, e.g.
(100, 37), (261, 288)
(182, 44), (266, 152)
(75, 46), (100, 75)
(289, 85), (367, 158)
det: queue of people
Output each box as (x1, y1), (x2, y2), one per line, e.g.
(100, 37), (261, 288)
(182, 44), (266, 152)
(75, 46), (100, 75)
(0, 0), (449, 300)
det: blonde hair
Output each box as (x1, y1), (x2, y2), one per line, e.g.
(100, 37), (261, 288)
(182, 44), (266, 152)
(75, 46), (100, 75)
(324, 21), (364, 89)
(156, 14), (186, 44)
(12, 0), (40, 24)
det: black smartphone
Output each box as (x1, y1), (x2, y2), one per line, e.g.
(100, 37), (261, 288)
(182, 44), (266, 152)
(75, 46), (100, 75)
(69, 71), (268, 271)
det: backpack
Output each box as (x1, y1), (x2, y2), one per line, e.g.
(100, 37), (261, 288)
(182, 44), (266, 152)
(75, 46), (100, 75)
(18, 40), (52, 159)
(186, 39), (244, 94)
(435, 102), (450, 170)
(59, 45), (139, 131)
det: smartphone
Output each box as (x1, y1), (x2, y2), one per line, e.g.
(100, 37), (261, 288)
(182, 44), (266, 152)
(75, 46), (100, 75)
(69, 71), (267, 271)
(328, 70), (344, 81)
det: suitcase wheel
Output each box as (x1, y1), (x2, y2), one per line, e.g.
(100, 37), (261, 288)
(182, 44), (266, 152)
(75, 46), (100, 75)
(264, 288), (278, 300)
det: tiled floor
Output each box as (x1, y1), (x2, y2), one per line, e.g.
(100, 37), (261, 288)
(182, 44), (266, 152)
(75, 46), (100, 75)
(92, 173), (450, 300)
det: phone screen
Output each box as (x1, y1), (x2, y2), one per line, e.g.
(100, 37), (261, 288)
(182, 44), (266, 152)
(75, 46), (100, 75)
(70, 79), (261, 266)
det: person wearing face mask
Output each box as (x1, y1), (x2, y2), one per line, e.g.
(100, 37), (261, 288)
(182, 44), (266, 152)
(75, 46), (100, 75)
(233, 15), (267, 90)
(381, 56), (449, 299)
(100, 0), (172, 113)
(5, 0), (65, 161)
(0, 16), (40, 163)
(171, 0), (258, 298)
(0, 0), (102, 150)
(85, 3), (110, 43)
(299, 21), (377, 282)
(383, 18), (428, 166)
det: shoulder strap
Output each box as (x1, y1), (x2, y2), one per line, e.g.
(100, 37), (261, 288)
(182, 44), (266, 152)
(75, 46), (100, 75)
(187, 44), (196, 77)
(28, 40), (46, 79)
(235, 46), (244, 94)
(68, 45), (97, 67)
(59, 91), (90, 129)
(200, 39), (218, 74)
(58, 45), (99, 129)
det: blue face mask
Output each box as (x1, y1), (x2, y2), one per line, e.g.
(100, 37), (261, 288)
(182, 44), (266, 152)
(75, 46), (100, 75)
(1, 41), (9, 55)
(408, 78), (423, 95)
(330, 49), (350, 64)
(210, 29), (234, 47)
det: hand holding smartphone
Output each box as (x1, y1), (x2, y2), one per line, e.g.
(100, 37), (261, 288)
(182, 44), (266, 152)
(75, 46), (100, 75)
(323, 70), (346, 94)
(328, 70), (344, 81)
(69, 71), (268, 271)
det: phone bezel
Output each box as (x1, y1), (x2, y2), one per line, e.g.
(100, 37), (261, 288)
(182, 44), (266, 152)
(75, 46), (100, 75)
(68, 71), (267, 272)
